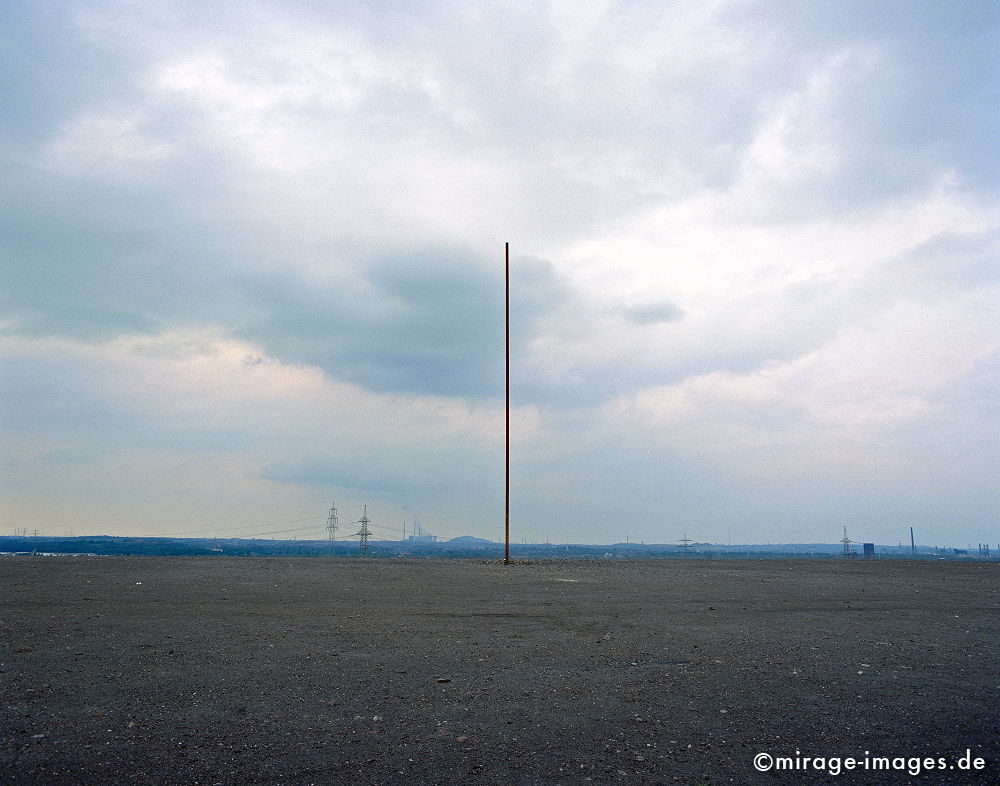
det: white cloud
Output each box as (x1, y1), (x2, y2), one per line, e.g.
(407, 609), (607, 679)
(536, 176), (1000, 399)
(608, 281), (999, 485)
(39, 112), (174, 175)
(734, 46), (884, 203)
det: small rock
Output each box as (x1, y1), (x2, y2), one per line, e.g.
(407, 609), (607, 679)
(436, 678), (451, 683)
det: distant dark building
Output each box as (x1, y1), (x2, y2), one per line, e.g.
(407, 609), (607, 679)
(863, 543), (875, 557)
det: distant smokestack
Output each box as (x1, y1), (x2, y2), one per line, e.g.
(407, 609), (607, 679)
(910, 526), (916, 556)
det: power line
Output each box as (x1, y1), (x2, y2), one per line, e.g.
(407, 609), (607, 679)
(148, 515), (323, 538)
(222, 525), (326, 539)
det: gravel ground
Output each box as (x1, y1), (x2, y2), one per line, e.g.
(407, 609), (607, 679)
(1, 556), (997, 785)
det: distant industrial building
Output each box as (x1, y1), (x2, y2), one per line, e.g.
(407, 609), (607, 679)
(406, 534), (437, 544)
(403, 517), (436, 544)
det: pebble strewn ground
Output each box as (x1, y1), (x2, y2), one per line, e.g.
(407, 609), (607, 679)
(2, 556), (997, 784)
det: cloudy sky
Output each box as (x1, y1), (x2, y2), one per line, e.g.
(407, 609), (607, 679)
(2, 0), (997, 547)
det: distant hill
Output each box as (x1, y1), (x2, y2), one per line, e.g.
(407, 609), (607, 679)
(440, 535), (496, 549)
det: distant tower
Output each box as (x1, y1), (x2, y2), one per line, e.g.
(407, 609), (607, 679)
(841, 526), (854, 557)
(352, 506), (372, 557)
(326, 501), (339, 543)
(678, 532), (693, 556)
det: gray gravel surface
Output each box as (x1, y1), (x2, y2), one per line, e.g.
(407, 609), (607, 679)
(1, 556), (997, 784)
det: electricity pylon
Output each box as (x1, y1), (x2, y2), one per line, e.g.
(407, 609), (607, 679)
(326, 501), (339, 543)
(679, 532), (693, 556)
(841, 526), (854, 557)
(352, 506), (372, 557)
